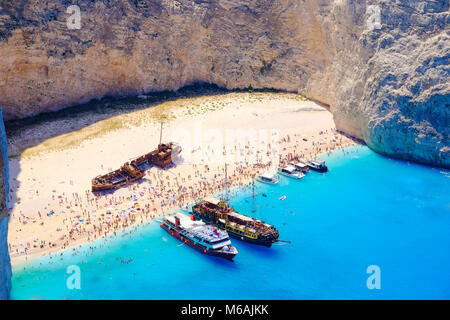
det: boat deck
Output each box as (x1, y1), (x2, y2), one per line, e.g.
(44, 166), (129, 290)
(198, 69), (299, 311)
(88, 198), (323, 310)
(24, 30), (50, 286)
(92, 142), (181, 192)
(167, 212), (229, 242)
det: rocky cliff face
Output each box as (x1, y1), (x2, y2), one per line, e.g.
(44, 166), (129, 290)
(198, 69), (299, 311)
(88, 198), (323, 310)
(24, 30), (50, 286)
(328, 0), (449, 168)
(0, 0), (448, 166)
(0, 0), (448, 298)
(0, 106), (10, 300)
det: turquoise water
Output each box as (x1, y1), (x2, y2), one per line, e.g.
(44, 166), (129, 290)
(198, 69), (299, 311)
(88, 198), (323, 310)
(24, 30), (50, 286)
(10, 146), (450, 299)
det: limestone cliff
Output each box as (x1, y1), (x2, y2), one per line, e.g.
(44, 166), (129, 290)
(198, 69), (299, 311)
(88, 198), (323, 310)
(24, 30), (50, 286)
(0, 0), (448, 299)
(0, 106), (10, 300)
(0, 0), (448, 168)
(327, 0), (449, 168)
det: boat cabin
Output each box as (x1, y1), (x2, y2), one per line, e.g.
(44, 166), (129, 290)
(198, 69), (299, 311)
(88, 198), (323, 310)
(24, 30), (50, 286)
(310, 159), (326, 168)
(279, 165), (297, 175)
(258, 173), (278, 183)
(291, 161), (309, 172)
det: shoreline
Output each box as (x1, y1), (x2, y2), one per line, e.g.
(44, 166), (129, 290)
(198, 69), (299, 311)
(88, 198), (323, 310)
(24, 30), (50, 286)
(11, 142), (450, 300)
(10, 143), (359, 269)
(7, 92), (359, 268)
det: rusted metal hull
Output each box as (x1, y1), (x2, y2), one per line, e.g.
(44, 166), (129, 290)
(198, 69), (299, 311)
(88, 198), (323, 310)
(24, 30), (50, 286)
(151, 143), (182, 168)
(92, 142), (181, 193)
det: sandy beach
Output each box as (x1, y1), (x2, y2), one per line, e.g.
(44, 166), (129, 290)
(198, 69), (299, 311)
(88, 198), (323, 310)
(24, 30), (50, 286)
(6, 92), (359, 267)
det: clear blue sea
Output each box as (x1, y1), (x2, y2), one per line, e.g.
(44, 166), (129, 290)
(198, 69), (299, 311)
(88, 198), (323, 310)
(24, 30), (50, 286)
(10, 145), (450, 299)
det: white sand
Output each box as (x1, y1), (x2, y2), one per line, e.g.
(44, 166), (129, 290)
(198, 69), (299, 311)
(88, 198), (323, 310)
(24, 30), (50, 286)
(7, 92), (357, 266)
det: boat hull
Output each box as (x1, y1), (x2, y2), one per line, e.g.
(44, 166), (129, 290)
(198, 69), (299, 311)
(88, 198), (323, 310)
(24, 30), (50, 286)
(255, 177), (278, 185)
(152, 155), (178, 168)
(192, 209), (277, 247)
(91, 142), (181, 192)
(151, 144), (182, 168)
(160, 223), (237, 261)
(92, 173), (144, 192)
(277, 171), (304, 179)
(226, 230), (275, 247)
(308, 166), (328, 173)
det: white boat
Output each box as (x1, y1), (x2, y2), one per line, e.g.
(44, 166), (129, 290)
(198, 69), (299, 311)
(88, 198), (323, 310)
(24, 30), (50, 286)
(306, 158), (328, 172)
(277, 165), (305, 179)
(256, 173), (279, 185)
(160, 212), (238, 260)
(290, 160), (309, 173)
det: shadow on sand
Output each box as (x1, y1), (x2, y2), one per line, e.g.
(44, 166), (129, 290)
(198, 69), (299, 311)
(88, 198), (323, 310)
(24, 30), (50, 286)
(4, 83), (292, 157)
(3, 83), (292, 262)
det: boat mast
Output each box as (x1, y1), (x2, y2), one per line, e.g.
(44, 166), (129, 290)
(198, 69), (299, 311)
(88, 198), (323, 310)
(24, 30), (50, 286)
(159, 121), (163, 146)
(224, 163), (229, 202)
(252, 180), (256, 216)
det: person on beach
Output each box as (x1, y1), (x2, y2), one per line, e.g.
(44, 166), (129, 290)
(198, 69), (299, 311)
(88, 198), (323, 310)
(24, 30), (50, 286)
(9, 129), (356, 261)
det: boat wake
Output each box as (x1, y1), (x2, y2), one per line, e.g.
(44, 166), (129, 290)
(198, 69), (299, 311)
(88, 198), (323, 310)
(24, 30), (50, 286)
(273, 240), (291, 246)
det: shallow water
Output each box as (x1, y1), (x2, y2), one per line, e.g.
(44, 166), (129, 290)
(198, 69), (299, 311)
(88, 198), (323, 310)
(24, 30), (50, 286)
(11, 145), (450, 299)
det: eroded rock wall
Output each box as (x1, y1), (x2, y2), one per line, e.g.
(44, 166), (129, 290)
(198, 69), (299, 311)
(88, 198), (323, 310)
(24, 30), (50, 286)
(0, 0), (448, 299)
(329, 0), (449, 168)
(0, 0), (448, 168)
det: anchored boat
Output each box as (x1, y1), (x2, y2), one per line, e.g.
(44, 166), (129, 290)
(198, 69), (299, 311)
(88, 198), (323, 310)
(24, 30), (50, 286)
(160, 212), (238, 260)
(255, 173), (279, 185)
(303, 158), (328, 172)
(277, 165), (305, 179)
(290, 160), (309, 173)
(192, 197), (279, 247)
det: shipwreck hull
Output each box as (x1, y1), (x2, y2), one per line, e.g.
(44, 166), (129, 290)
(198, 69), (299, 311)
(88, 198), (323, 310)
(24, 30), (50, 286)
(91, 142), (181, 192)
